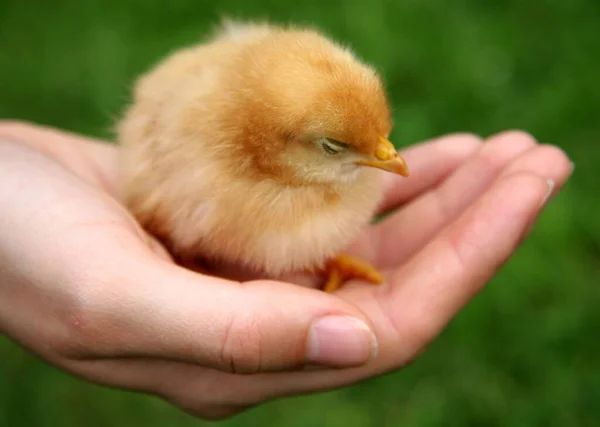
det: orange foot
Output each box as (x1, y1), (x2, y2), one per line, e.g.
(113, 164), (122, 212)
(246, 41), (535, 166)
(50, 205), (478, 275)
(322, 254), (384, 293)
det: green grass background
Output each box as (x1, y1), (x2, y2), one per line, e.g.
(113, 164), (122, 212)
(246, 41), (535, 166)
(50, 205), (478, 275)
(1, 0), (598, 425)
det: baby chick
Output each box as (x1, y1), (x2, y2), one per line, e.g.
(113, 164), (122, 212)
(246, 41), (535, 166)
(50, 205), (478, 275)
(117, 20), (409, 292)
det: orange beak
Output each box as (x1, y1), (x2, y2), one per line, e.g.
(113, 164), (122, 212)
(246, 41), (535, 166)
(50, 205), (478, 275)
(355, 137), (409, 177)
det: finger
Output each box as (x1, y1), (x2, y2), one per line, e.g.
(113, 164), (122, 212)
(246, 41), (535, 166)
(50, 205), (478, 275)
(72, 167), (568, 407)
(0, 120), (118, 193)
(379, 173), (555, 360)
(74, 141), (572, 406)
(369, 130), (541, 267)
(248, 132), (532, 287)
(63, 357), (249, 420)
(377, 133), (482, 214)
(498, 144), (572, 194)
(222, 171), (567, 400)
(60, 245), (379, 373)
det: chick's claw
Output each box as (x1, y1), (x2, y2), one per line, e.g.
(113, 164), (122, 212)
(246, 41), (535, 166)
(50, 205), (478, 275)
(322, 254), (384, 293)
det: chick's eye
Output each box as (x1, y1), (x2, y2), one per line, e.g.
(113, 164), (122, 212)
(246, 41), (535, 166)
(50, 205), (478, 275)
(320, 138), (348, 155)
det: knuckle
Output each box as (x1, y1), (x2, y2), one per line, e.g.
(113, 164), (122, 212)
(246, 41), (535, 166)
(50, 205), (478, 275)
(447, 132), (483, 149)
(219, 312), (265, 374)
(488, 129), (538, 149)
(426, 133), (482, 159)
(458, 133), (484, 150)
(503, 144), (572, 178)
(439, 133), (483, 160)
(480, 130), (538, 170)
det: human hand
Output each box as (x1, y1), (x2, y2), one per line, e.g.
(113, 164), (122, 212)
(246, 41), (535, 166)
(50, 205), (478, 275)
(0, 121), (572, 419)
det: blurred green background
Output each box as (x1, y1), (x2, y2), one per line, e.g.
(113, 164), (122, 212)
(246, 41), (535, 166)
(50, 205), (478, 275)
(0, 0), (598, 425)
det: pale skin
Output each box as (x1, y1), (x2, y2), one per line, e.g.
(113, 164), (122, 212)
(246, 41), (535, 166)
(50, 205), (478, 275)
(0, 121), (572, 419)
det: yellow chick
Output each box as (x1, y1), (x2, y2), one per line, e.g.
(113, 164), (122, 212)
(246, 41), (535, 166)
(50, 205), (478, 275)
(117, 20), (409, 292)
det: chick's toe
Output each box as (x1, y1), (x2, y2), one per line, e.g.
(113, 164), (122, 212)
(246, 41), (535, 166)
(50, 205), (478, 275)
(322, 254), (384, 293)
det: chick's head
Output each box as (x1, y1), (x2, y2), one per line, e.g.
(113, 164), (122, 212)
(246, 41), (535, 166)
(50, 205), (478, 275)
(217, 28), (409, 185)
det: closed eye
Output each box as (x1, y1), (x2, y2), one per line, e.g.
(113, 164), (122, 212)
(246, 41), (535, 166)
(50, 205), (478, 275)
(320, 137), (349, 155)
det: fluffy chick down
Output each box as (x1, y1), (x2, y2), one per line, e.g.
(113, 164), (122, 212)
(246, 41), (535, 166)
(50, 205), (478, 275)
(117, 21), (397, 278)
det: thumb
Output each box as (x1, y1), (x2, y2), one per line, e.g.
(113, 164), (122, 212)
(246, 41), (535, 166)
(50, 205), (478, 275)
(72, 249), (378, 373)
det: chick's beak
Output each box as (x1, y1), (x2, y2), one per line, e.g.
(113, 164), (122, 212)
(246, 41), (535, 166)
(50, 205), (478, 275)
(355, 137), (409, 177)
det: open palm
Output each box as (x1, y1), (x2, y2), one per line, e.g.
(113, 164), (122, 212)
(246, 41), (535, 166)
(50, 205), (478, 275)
(0, 121), (571, 419)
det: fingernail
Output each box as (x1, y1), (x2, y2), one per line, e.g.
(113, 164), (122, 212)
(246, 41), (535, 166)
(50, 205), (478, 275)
(306, 316), (377, 367)
(523, 179), (557, 239)
(541, 179), (555, 207)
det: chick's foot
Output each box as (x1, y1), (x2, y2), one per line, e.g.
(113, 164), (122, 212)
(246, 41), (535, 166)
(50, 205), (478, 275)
(322, 254), (384, 293)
